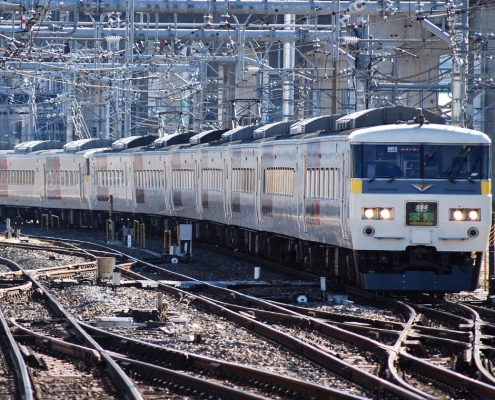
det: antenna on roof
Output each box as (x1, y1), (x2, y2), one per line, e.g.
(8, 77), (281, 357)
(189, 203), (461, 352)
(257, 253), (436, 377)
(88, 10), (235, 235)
(409, 108), (427, 126)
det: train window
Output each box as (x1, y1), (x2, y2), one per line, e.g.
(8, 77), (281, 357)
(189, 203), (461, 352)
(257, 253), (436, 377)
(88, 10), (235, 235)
(202, 168), (223, 191)
(306, 168), (339, 199)
(353, 144), (489, 180)
(232, 168), (255, 193)
(429, 145), (490, 180)
(173, 168), (195, 190)
(265, 167), (294, 196)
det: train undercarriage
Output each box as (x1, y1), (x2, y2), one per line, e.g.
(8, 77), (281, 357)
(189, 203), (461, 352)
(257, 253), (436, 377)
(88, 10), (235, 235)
(0, 206), (482, 293)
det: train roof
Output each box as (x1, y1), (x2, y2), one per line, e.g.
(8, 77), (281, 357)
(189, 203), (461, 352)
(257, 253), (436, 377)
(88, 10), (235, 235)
(64, 138), (113, 152)
(2, 107), (480, 157)
(14, 140), (63, 153)
(349, 123), (491, 144)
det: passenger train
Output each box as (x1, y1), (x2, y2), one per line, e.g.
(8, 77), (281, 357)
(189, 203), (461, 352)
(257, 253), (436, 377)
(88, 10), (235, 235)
(0, 106), (491, 293)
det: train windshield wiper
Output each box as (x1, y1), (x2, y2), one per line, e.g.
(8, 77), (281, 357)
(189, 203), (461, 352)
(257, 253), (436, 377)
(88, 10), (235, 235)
(368, 177), (376, 182)
(387, 176), (396, 183)
(457, 177), (476, 184)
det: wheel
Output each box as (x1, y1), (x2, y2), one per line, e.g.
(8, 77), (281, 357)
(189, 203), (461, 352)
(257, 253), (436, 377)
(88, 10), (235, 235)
(171, 257), (179, 264)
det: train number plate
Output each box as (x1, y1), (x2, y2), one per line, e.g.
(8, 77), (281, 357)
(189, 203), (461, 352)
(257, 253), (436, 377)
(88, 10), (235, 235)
(405, 201), (438, 227)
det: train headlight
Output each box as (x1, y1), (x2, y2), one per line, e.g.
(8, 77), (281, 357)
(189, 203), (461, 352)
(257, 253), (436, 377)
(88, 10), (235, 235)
(363, 208), (376, 219)
(362, 207), (394, 220)
(468, 210), (480, 221)
(380, 208), (392, 220)
(449, 208), (481, 221)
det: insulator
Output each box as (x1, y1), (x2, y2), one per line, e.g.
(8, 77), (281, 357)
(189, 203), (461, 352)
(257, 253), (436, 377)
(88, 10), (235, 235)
(221, 9), (230, 24)
(203, 13), (213, 28)
(340, 36), (360, 45)
(349, 1), (367, 14)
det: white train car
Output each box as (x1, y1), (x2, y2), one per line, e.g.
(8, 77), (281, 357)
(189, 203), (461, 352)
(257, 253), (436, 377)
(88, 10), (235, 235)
(348, 121), (491, 292)
(0, 106), (490, 293)
(0, 141), (90, 211)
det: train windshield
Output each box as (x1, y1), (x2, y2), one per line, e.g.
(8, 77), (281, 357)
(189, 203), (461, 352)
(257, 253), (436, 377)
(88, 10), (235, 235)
(353, 144), (490, 180)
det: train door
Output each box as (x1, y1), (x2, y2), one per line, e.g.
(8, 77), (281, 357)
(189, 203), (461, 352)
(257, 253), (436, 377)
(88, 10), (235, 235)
(124, 162), (130, 208)
(165, 160), (173, 210)
(340, 151), (350, 239)
(42, 164), (48, 202)
(196, 159), (202, 215)
(125, 162), (135, 210)
(131, 162), (137, 208)
(301, 152), (308, 233)
(91, 162), (97, 205)
(255, 155), (262, 224)
(223, 158), (231, 221)
(79, 163), (86, 205)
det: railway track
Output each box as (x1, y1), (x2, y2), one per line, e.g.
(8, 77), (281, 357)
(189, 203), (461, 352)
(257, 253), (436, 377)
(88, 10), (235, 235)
(2, 230), (495, 399)
(0, 241), (374, 399)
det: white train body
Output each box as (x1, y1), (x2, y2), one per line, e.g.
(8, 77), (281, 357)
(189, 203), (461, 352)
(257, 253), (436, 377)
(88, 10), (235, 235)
(0, 107), (490, 292)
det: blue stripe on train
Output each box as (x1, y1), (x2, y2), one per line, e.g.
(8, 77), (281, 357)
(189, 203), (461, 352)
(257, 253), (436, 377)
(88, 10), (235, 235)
(361, 179), (481, 195)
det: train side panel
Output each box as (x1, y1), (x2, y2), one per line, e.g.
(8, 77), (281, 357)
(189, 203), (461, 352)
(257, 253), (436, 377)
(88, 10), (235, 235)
(298, 137), (352, 248)
(132, 152), (166, 215)
(169, 149), (200, 220)
(199, 145), (229, 225)
(43, 152), (89, 210)
(229, 144), (260, 230)
(259, 141), (299, 239)
(0, 151), (42, 208)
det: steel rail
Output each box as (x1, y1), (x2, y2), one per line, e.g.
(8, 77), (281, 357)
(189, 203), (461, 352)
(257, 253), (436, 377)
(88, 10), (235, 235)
(0, 311), (33, 399)
(81, 322), (368, 400)
(2, 253), (144, 400)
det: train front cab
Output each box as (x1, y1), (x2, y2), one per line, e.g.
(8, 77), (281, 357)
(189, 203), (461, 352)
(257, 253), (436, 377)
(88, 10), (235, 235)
(348, 129), (491, 293)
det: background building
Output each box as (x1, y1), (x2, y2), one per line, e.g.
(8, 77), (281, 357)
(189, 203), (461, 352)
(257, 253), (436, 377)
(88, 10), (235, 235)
(0, 0), (491, 146)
